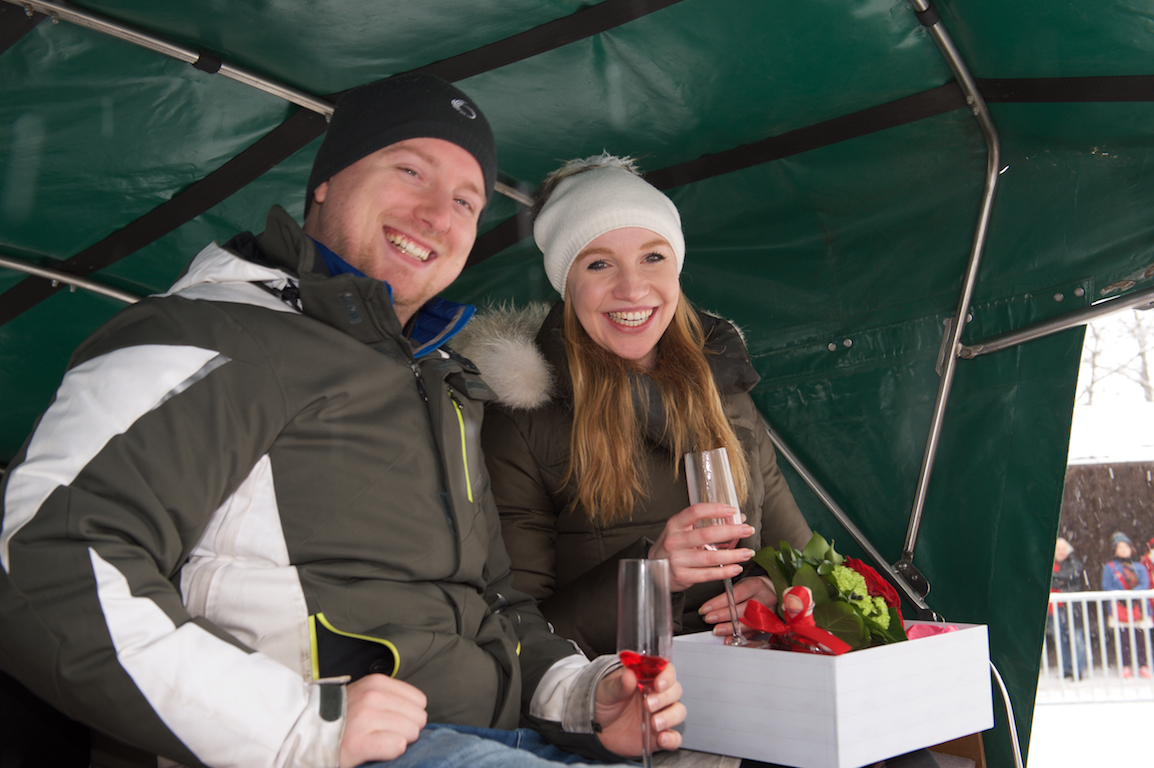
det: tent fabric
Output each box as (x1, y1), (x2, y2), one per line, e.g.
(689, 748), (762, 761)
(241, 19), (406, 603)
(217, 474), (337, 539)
(4, 2), (1154, 766)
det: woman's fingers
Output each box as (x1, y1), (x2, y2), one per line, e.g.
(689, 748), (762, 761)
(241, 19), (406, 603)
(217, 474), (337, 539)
(664, 548), (752, 591)
(651, 503), (755, 591)
(666, 505), (752, 549)
(699, 576), (777, 632)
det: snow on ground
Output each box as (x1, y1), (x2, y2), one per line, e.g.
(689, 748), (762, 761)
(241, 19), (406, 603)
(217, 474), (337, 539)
(1028, 701), (1154, 766)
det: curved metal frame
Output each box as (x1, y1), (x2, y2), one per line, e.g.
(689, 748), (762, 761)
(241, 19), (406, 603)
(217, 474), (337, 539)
(899, 0), (1003, 596)
(8, 0), (334, 114)
(1, 0), (533, 207)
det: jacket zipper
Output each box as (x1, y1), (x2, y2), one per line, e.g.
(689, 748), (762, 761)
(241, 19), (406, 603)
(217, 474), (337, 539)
(410, 362), (459, 543)
(448, 389), (474, 503)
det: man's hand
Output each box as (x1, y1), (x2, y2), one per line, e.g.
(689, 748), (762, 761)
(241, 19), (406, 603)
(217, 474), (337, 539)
(338, 674), (428, 768)
(649, 503), (754, 592)
(699, 575), (776, 638)
(593, 663), (685, 757)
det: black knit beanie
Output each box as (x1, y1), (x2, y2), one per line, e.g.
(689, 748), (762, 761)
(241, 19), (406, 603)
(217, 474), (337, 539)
(306, 73), (497, 211)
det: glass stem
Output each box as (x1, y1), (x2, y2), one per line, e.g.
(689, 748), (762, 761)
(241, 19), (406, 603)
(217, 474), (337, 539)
(640, 683), (652, 768)
(723, 576), (742, 643)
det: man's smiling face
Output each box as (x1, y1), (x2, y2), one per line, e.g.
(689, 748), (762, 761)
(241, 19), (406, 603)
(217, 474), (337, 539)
(304, 137), (486, 325)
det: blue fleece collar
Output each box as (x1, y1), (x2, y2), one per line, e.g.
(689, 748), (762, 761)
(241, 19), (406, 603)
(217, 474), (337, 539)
(311, 238), (474, 358)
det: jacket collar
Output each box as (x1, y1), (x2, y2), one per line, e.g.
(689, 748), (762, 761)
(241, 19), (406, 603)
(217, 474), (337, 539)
(229, 206), (474, 359)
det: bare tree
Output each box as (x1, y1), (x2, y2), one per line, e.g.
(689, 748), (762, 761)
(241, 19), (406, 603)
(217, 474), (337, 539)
(1078, 309), (1154, 405)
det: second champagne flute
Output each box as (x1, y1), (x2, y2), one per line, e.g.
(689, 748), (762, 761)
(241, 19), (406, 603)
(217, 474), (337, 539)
(617, 558), (673, 768)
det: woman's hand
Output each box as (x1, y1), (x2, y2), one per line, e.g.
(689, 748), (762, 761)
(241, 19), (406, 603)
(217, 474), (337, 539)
(698, 575), (776, 637)
(648, 502), (754, 593)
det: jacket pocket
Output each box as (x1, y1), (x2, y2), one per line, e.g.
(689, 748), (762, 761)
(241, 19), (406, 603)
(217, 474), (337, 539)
(309, 613), (400, 680)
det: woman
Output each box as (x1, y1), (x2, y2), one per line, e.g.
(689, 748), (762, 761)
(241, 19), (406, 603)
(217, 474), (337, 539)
(1102, 531), (1151, 679)
(1050, 537), (1087, 679)
(459, 155), (811, 658)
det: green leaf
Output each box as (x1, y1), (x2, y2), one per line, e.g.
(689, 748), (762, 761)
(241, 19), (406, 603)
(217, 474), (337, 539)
(792, 564), (832, 604)
(891, 610), (908, 640)
(862, 608), (908, 645)
(873, 608), (908, 644)
(813, 602), (866, 649)
(827, 540), (844, 567)
(752, 546), (790, 599)
(802, 532), (830, 561)
(778, 541), (802, 575)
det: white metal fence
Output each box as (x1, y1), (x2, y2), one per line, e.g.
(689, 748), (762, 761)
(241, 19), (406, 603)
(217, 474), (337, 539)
(1038, 589), (1154, 703)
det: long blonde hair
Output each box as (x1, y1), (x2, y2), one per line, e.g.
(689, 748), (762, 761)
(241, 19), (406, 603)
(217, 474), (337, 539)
(562, 293), (750, 524)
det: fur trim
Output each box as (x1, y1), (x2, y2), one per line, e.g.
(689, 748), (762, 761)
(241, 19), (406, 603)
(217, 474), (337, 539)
(453, 302), (746, 409)
(726, 316), (746, 343)
(453, 302), (554, 410)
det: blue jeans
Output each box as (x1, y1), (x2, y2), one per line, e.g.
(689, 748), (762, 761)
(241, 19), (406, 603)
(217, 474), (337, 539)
(1056, 611), (1087, 677)
(359, 723), (634, 767)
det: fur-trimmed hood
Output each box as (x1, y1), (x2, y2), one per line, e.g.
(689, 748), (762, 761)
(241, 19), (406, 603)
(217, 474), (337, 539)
(452, 302), (556, 410)
(453, 301), (760, 411)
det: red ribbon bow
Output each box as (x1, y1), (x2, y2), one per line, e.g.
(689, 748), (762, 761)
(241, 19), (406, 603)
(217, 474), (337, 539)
(741, 588), (853, 655)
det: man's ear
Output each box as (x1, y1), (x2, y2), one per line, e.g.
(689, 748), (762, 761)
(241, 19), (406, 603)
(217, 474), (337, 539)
(303, 182), (328, 232)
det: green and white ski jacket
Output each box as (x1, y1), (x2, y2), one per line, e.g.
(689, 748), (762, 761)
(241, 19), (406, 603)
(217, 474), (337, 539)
(0, 207), (605, 768)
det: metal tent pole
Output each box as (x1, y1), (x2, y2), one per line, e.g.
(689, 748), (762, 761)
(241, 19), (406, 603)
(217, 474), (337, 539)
(961, 286), (1154, 359)
(0, 254), (142, 304)
(899, 11), (1023, 768)
(897, 0), (1002, 599)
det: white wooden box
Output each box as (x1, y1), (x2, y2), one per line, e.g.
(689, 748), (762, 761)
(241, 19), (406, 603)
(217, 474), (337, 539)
(672, 621), (993, 768)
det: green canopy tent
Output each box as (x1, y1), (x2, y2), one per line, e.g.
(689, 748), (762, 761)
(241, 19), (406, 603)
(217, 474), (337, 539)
(3, 1), (1153, 766)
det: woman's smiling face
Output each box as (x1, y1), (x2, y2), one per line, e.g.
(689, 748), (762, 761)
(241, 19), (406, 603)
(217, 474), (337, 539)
(565, 227), (681, 369)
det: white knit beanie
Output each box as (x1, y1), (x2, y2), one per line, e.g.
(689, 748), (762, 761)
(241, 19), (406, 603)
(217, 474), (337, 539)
(533, 163), (685, 298)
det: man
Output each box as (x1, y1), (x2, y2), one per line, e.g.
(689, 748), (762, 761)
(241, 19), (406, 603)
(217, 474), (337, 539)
(0, 74), (683, 768)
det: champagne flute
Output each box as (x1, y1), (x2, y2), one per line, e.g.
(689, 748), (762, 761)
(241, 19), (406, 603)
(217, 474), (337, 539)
(685, 446), (750, 646)
(617, 558), (673, 768)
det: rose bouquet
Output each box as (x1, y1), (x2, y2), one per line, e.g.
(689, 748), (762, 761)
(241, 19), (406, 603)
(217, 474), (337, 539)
(743, 532), (907, 654)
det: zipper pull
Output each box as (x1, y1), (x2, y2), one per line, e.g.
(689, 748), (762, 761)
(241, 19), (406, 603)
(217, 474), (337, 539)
(411, 363), (429, 403)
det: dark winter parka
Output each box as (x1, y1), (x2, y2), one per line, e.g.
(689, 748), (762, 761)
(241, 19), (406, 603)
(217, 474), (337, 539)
(458, 302), (812, 658)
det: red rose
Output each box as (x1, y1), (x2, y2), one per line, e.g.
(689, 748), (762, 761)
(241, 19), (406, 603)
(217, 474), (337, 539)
(844, 557), (900, 609)
(845, 557), (904, 630)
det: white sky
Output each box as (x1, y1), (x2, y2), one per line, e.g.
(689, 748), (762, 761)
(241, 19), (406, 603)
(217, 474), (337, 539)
(1067, 309), (1154, 465)
(1067, 402), (1154, 465)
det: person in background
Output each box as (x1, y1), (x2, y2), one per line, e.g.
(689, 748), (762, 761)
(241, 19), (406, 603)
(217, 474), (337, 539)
(0, 78), (684, 768)
(1102, 532), (1152, 679)
(1141, 537), (1154, 593)
(457, 154), (812, 660)
(1141, 537), (1154, 627)
(1050, 537), (1088, 679)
